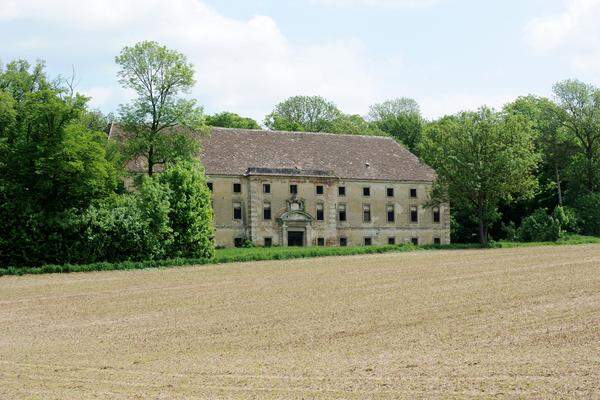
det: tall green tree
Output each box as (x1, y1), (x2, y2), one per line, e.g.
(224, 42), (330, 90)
(552, 80), (600, 193)
(264, 95), (342, 132)
(504, 96), (576, 206)
(116, 41), (205, 176)
(328, 114), (386, 136)
(206, 111), (260, 129)
(368, 97), (423, 152)
(420, 107), (539, 245)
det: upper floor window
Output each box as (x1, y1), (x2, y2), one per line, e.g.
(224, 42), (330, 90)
(233, 183), (241, 193)
(338, 186), (346, 196)
(290, 184), (298, 194)
(363, 187), (371, 197)
(387, 204), (395, 222)
(316, 185), (324, 195)
(338, 204), (347, 222)
(233, 202), (242, 220)
(363, 204), (371, 223)
(387, 187), (394, 197)
(316, 203), (324, 221)
(263, 183), (271, 194)
(410, 188), (417, 198)
(433, 207), (440, 223)
(410, 206), (418, 223)
(263, 202), (271, 220)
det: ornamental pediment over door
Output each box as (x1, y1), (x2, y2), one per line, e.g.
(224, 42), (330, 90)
(278, 210), (313, 223)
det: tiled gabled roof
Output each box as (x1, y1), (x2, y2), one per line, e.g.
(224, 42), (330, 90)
(110, 125), (436, 182)
(201, 128), (436, 182)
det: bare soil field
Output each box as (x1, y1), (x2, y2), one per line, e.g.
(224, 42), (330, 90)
(1, 245), (600, 399)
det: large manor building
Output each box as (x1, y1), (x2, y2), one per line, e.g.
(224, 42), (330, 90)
(200, 128), (449, 248)
(112, 125), (450, 248)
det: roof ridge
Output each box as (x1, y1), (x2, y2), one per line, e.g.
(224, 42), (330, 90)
(210, 126), (395, 141)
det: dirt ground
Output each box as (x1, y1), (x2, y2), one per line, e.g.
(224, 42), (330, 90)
(1, 245), (599, 399)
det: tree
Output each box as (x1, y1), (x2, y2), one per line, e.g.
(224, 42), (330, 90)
(504, 96), (577, 206)
(552, 80), (600, 192)
(206, 111), (260, 129)
(420, 107), (538, 245)
(115, 41), (205, 176)
(264, 95), (342, 132)
(328, 114), (386, 136)
(368, 97), (423, 152)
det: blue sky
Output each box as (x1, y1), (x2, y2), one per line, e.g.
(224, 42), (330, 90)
(2, 0), (599, 122)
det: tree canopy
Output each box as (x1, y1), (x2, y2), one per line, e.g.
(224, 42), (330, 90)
(264, 95), (342, 132)
(206, 111), (260, 129)
(368, 97), (423, 152)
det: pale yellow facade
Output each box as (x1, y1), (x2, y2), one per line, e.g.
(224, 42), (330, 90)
(209, 174), (450, 248)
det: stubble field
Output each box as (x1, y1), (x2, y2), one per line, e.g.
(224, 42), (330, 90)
(1, 244), (599, 399)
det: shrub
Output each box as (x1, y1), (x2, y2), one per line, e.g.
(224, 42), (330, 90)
(158, 161), (215, 259)
(552, 206), (579, 233)
(573, 193), (600, 236)
(518, 208), (562, 242)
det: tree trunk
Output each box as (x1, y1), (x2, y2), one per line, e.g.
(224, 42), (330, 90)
(555, 165), (563, 206)
(478, 206), (487, 246)
(148, 146), (154, 176)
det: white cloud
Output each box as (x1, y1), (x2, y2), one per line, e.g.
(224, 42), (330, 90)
(0, 0), (378, 121)
(419, 91), (520, 120)
(524, 0), (600, 72)
(312, 0), (439, 7)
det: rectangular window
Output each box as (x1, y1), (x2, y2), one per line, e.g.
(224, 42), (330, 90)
(339, 237), (348, 247)
(316, 203), (324, 221)
(410, 206), (418, 223)
(410, 188), (417, 198)
(233, 183), (241, 193)
(233, 202), (242, 220)
(387, 204), (395, 222)
(263, 202), (271, 220)
(317, 237), (325, 246)
(316, 185), (324, 195)
(388, 237), (396, 245)
(207, 182), (213, 191)
(263, 183), (271, 194)
(338, 186), (346, 196)
(338, 204), (347, 222)
(433, 207), (440, 223)
(411, 237), (419, 245)
(363, 187), (371, 197)
(234, 237), (244, 248)
(387, 187), (394, 197)
(264, 237), (272, 247)
(434, 237), (441, 245)
(363, 204), (371, 223)
(290, 184), (298, 194)
(364, 237), (372, 246)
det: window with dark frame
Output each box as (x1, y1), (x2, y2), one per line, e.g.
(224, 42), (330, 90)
(316, 185), (324, 195)
(387, 204), (395, 222)
(263, 202), (271, 220)
(363, 204), (371, 223)
(233, 183), (241, 193)
(434, 237), (441, 245)
(338, 186), (346, 196)
(411, 237), (419, 245)
(263, 183), (271, 194)
(339, 237), (348, 247)
(410, 188), (417, 198)
(338, 204), (347, 222)
(264, 237), (272, 247)
(388, 237), (396, 245)
(364, 237), (372, 246)
(363, 187), (371, 197)
(387, 187), (394, 197)
(233, 202), (242, 220)
(207, 182), (213, 191)
(317, 237), (325, 246)
(234, 237), (244, 247)
(433, 207), (440, 223)
(410, 206), (418, 223)
(290, 184), (298, 194)
(316, 203), (324, 221)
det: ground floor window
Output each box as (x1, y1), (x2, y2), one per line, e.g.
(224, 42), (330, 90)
(339, 237), (348, 247)
(388, 237), (396, 245)
(234, 237), (244, 247)
(411, 237), (419, 245)
(364, 237), (372, 246)
(317, 237), (325, 246)
(434, 237), (441, 245)
(264, 237), (272, 247)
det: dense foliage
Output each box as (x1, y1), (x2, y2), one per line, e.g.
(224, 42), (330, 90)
(206, 111), (260, 129)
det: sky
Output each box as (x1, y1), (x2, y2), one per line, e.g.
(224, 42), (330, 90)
(2, 0), (600, 123)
